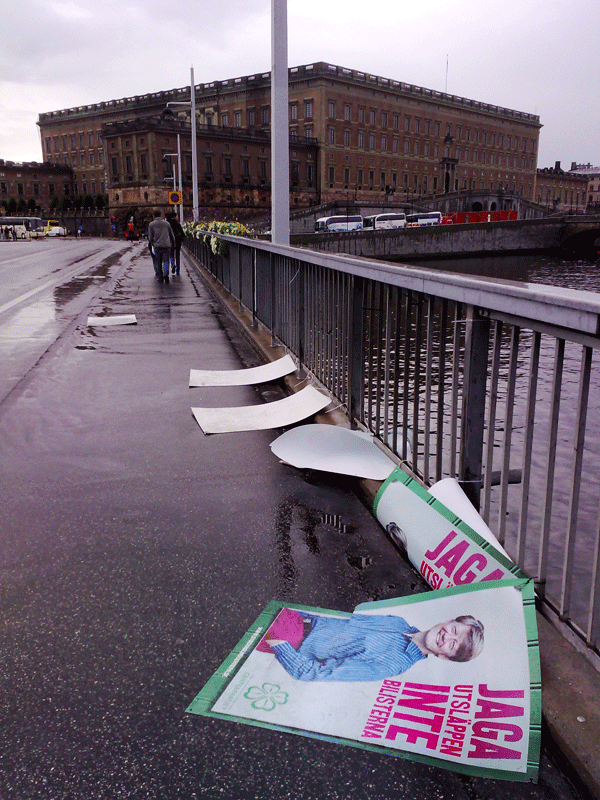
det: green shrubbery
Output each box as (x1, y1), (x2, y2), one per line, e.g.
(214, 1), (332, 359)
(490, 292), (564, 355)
(183, 220), (254, 257)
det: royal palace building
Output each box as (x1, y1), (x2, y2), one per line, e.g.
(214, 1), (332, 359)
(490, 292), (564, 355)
(535, 162), (588, 213)
(0, 159), (73, 214)
(37, 62), (542, 216)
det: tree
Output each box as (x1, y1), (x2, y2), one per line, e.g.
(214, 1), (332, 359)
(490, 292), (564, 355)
(95, 194), (106, 211)
(83, 194), (94, 210)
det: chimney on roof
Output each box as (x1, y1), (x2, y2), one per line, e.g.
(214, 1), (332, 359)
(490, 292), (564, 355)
(571, 162), (578, 170)
(555, 161), (561, 171)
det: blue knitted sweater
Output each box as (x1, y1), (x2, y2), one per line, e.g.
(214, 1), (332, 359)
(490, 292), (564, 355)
(272, 613), (426, 681)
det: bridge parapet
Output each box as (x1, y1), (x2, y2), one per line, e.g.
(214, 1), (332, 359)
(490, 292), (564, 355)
(559, 216), (600, 253)
(293, 217), (569, 259)
(186, 230), (600, 672)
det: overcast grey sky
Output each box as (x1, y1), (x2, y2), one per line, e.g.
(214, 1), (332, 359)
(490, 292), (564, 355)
(1, 0), (598, 168)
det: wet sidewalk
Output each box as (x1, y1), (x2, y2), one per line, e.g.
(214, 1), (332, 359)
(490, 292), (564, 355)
(0, 244), (593, 799)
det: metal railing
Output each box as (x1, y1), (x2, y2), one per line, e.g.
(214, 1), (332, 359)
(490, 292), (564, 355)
(185, 232), (600, 659)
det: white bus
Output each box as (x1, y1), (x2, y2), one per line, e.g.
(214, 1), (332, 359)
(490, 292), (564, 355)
(362, 212), (407, 230)
(315, 215), (363, 233)
(0, 216), (44, 238)
(406, 211), (443, 227)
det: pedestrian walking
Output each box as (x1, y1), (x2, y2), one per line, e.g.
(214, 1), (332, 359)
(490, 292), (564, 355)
(147, 209), (175, 283)
(166, 212), (184, 274)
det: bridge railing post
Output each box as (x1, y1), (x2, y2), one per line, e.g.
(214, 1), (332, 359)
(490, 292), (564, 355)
(458, 305), (490, 511)
(348, 275), (365, 428)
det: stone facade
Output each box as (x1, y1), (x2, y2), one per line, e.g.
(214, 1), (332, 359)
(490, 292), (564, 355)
(535, 162), (588, 212)
(0, 159), (74, 214)
(102, 116), (318, 216)
(38, 61), (542, 217)
(569, 163), (600, 210)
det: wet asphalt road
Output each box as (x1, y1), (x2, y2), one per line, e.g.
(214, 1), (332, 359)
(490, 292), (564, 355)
(0, 240), (592, 799)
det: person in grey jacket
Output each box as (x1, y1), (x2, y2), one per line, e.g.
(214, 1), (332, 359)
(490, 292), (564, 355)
(148, 210), (175, 283)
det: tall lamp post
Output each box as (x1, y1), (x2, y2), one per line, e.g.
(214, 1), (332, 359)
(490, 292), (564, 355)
(162, 135), (183, 222)
(163, 66), (199, 222)
(271, 0), (290, 245)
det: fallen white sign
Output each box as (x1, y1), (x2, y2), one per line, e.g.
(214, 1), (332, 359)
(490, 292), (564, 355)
(189, 354), (296, 387)
(270, 424), (396, 480)
(87, 314), (137, 326)
(191, 385), (331, 434)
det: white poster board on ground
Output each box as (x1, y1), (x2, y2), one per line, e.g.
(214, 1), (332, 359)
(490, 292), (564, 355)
(189, 354), (296, 387)
(187, 579), (541, 782)
(191, 385), (331, 434)
(87, 314), (137, 326)
(270, 424), (396, 480)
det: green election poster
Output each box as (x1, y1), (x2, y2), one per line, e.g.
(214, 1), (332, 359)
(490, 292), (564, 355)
(187, 579), (541, 782)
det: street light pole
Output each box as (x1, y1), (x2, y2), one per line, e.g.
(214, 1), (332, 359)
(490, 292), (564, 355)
(190, 65), (198, 222)
(164, 65), (199, 222)
(164, 154), (178, 191)
(177, 133), (183, 224)
(271, 0), (290, 245)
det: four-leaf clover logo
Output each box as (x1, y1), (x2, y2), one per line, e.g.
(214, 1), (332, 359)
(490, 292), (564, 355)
(244, 683), (289, 711)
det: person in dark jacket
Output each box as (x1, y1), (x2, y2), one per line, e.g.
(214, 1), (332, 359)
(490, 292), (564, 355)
(166, 212), (184, 275)
(148, 210), (175, 283)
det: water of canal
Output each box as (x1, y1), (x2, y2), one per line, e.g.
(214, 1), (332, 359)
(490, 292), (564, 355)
(413, 251), (600, 292)
(412, 251), (600, 629)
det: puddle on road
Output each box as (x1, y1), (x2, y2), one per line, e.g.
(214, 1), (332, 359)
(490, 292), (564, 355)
(320, 512), (353, 534)
(273, 497), (368, 597)
(53, 251), (123, 309)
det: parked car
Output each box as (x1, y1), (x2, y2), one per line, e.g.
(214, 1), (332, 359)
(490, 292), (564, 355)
(45, 221), (66, 237)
